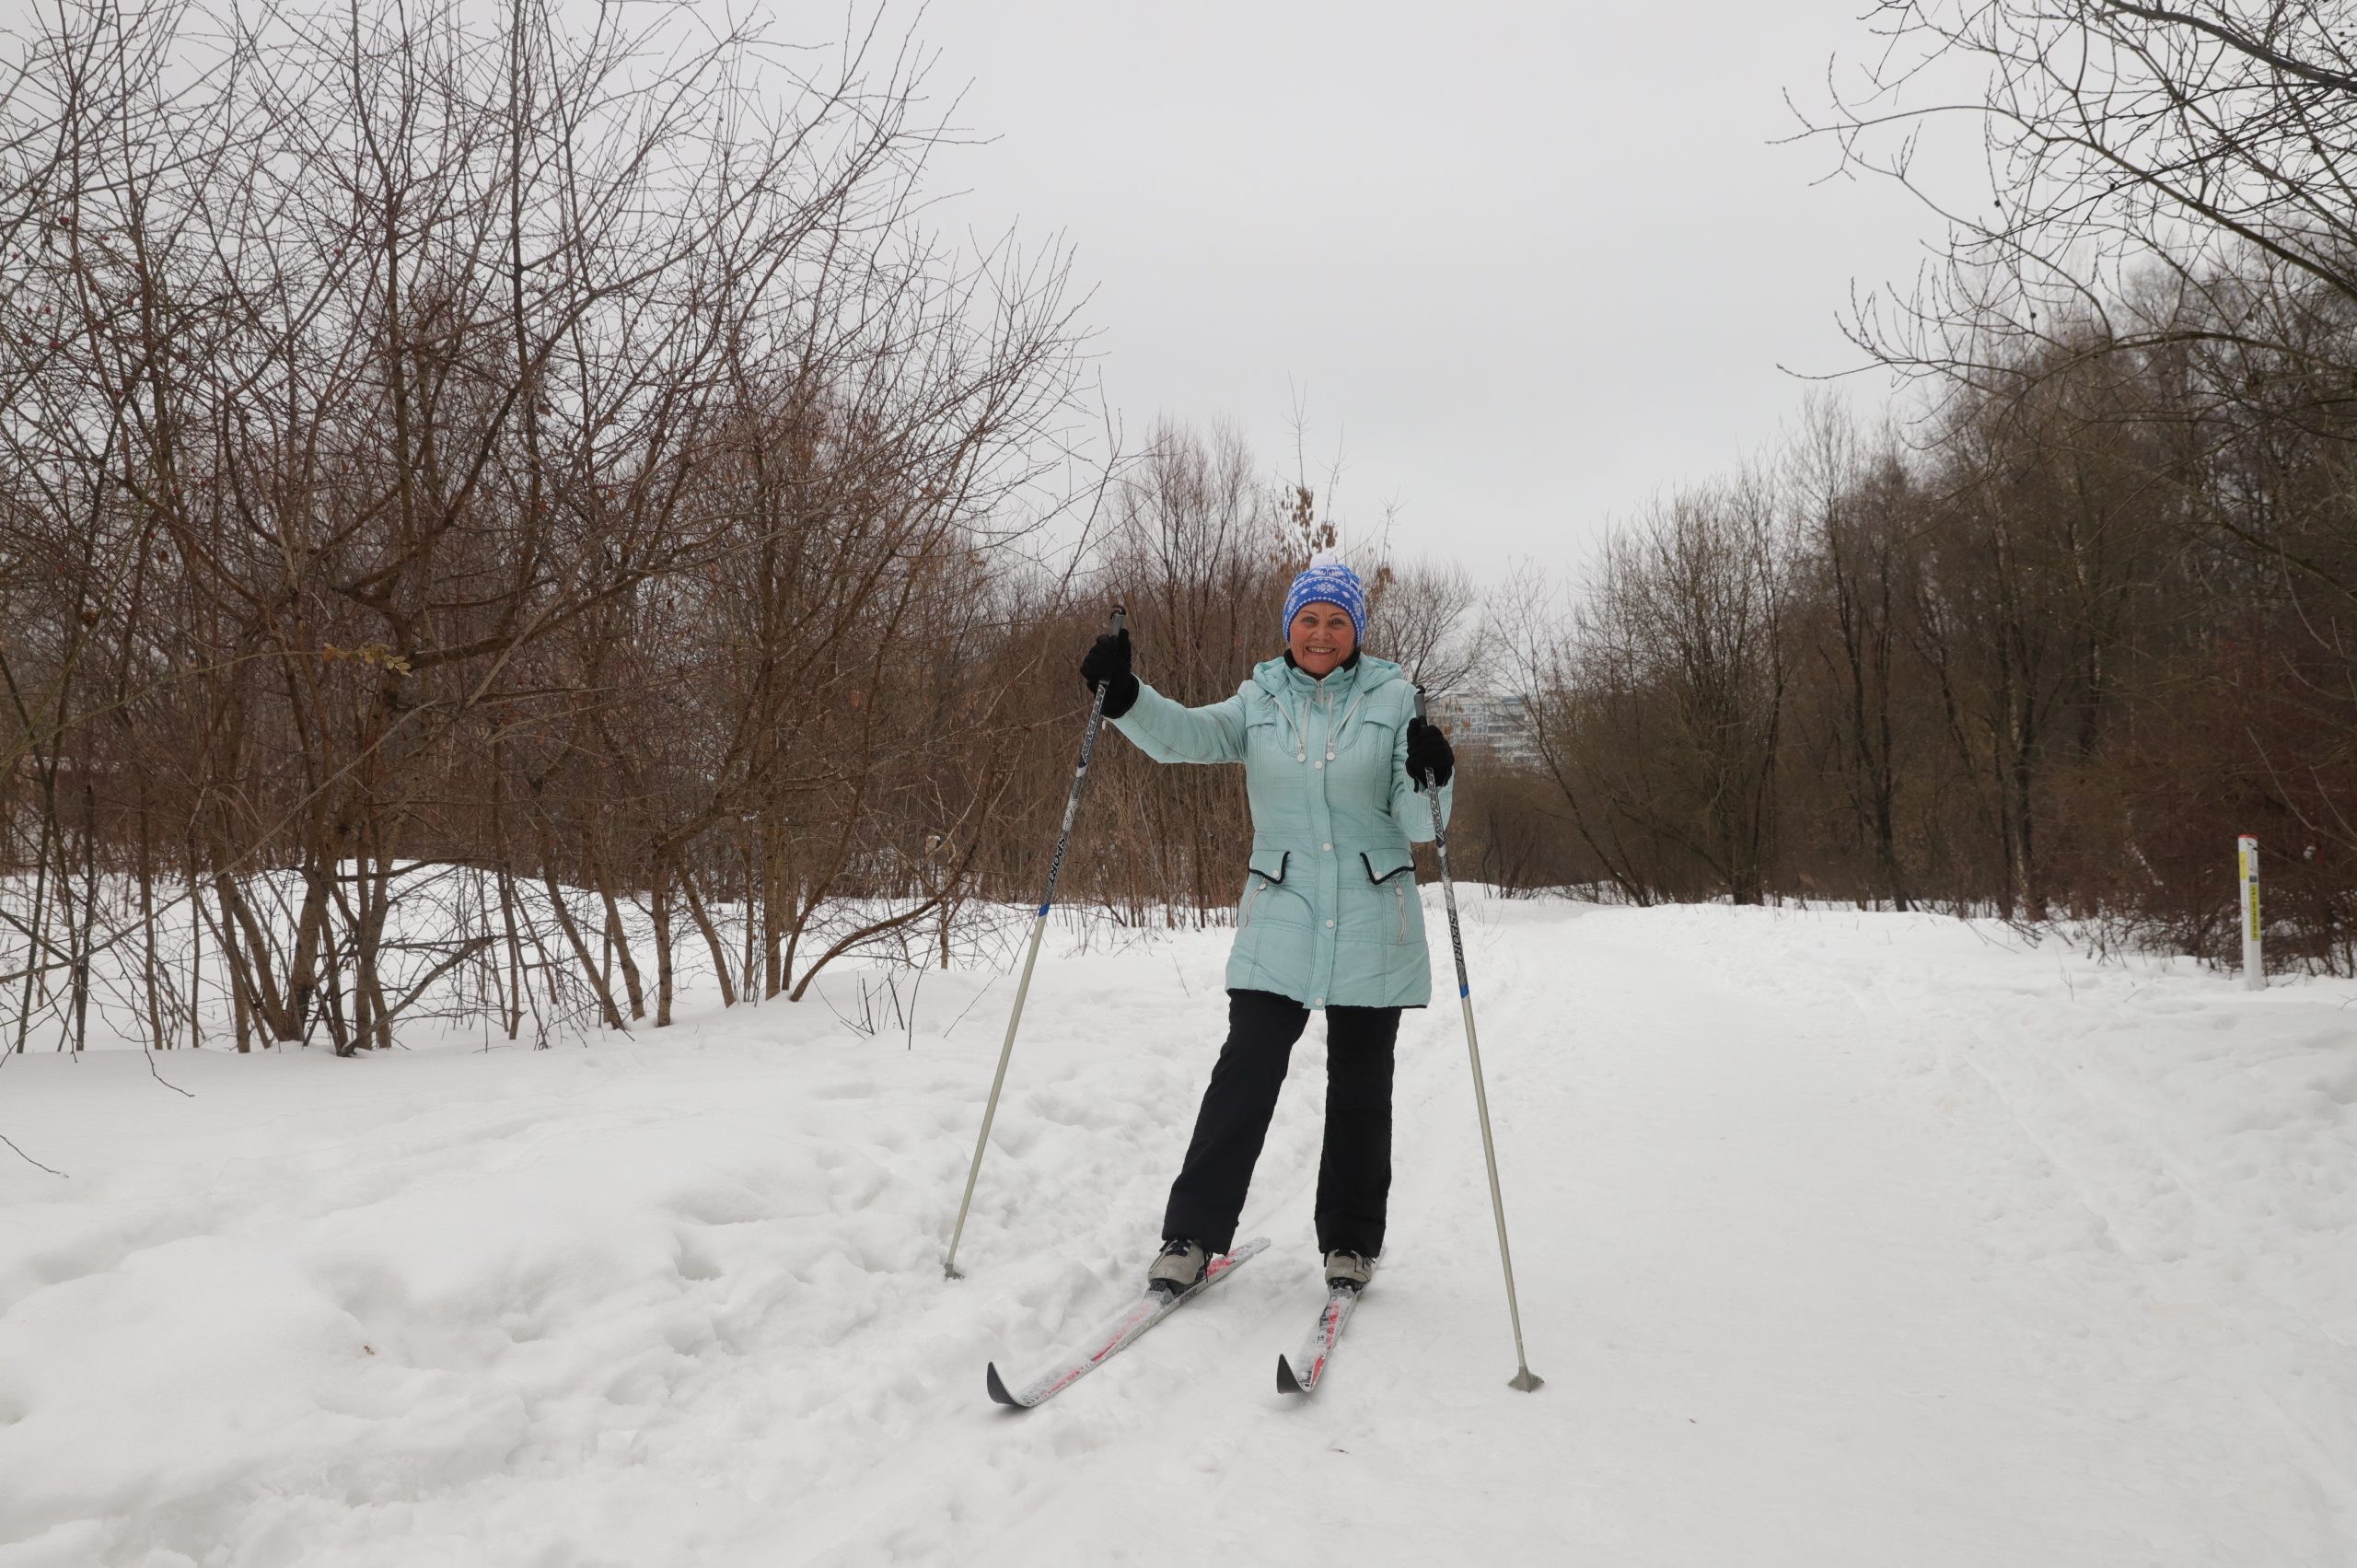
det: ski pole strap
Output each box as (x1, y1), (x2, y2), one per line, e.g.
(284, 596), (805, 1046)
(1033, 605), (1124, 921)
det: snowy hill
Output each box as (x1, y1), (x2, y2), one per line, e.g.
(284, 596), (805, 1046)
(3, 898), (2353, 1566)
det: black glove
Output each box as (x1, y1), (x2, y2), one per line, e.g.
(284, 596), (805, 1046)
(1404, 716), (1454, 789)
(1079, 629), (1139, 719)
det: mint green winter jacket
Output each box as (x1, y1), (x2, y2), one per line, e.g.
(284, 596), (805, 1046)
(1109, 653), (1454, 1010)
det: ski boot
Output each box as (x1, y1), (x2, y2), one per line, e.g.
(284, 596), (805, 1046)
(1147, 1238), (1209, 1296)
(1323, 1249), (1375, 1294)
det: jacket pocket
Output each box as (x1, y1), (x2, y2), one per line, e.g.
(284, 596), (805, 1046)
(1348, 847), (1414, 947)
(1244, 705), (1291, 766)
(1240, 848), (1290, 929)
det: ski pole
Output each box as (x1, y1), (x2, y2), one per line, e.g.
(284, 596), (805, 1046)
(945, 605), (1127, 1280)
(1416, 687), (1543, 1391)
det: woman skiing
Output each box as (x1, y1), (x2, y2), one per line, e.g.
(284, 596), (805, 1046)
(1078, 553), (1456, 1299)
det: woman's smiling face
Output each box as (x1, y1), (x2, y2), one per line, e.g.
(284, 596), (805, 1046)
(1288, 602), (1357, 678)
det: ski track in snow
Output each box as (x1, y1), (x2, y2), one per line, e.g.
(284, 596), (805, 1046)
(2, 899), (2353, 1566)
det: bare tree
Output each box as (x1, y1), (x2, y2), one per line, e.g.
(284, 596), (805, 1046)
(0, 0), (1091, 1051)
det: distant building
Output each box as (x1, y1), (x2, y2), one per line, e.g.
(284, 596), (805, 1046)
(1426, 690), (1541, 771)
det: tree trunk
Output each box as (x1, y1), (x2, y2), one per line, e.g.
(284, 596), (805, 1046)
(679, 859), (737, 1008)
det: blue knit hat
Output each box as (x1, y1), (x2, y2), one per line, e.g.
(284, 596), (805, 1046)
(1282, 552), (1366, 642)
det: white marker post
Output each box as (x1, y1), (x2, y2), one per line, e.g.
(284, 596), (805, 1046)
(2237, 834), (2264, 991)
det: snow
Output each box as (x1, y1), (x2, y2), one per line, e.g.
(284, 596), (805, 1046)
(3, 898), (2353, 1565)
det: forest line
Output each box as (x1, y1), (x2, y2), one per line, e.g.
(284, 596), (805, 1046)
(4, 0), (2351, 1053)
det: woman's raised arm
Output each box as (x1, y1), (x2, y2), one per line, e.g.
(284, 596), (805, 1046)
(1111, 681), (1248, 764)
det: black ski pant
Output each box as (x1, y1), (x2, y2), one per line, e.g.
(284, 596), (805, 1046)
(1162, 988), (1400, 1259)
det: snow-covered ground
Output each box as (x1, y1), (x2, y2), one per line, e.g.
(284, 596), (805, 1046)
(3, 897), (2353, 1566)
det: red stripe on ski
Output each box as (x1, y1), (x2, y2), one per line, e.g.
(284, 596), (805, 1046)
(1277, 1284), (1361, 1396)
(989, 1238), (1269, 1408)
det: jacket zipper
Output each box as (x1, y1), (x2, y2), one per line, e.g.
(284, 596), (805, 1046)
(1394, 882), (1407, 944)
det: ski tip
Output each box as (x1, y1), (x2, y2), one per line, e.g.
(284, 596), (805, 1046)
(1275, 1354), (1305, 1396)
(986, 1362), (1024, 1408)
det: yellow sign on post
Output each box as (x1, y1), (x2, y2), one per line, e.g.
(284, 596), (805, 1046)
(2237, 835), (2263, 991)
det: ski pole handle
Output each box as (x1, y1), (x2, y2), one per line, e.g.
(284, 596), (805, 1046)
(1414, 687), (1466, 999)
(1037, 604), (1124, 916)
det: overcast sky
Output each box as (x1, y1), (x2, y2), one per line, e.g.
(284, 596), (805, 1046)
(902, 1), (1966, 585)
